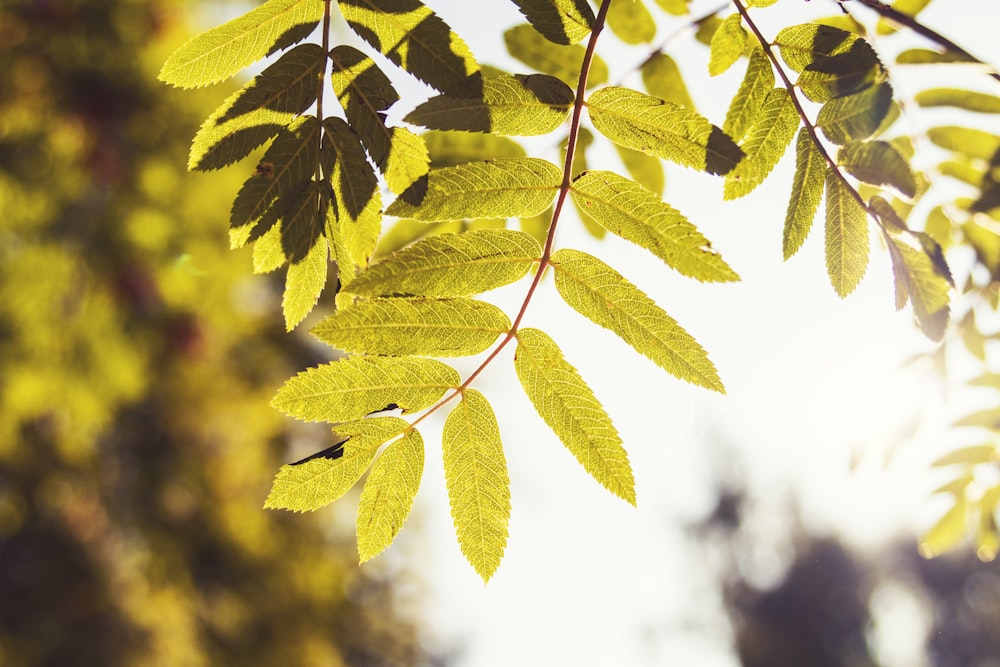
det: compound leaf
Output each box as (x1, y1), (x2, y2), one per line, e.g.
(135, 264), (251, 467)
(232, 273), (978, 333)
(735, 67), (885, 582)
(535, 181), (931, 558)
(442, 389), (511, 582)
(159, 0), (323, 88)
(724, 87), (800, 199)
(783, 128), (826, 259)
(825, 169), (869, 297)
(504, 24), (609, 89)
(511, 0), (596, 45)
(312, 297), (509, 356)
(357, 428), (424, 562)
(264, 416), (410, 512)
(551, 249), (724, 392)
(513, 328), (635, 504)
(587, 86), (744, 175)
(346, 229), (541, 297)
(570, 170), (737, 282)
(272, 356), (459, 423)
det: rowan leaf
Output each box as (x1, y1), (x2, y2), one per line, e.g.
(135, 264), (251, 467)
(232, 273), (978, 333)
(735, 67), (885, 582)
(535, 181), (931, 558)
(606, 0), (656, 45)
(264, 416), (410, 512)
(323, 118), (382, 269)
(641, 52), (695, 110)
(159, 0), (323, 88)
(283, 228), (329, 330)
(385, 158), (561, 221)
(614, 144), (665, 196)
(586, 86), (744, 176)
(817, 82), (893, 145)
(570, 170), (737, 282)
(932, 444), (997, 468)
(708, 13), (747, 77)
(825, 169), (869, 297)
(339, 0), (482, 96)
(253, 224), (287, 274)
(915, 88), (1000, 113)
(653, 0), (690, 15)
(424, 130), (526, 166)
(442, 389), (511, 582)
(513, 328), (635, 504)
(919, 498), (968, 558)
(551, 248), (724, 392)
(927, 127), (1000, 162)
(783, 128), (826, 259)
(897, 48), (977, 65)
(838, 140), (917, 198)
(311, 297), (509, 356)
(406, 73), (574, 136)
(504, 24), (609, 89)
(723, 47), (775, 142)
(346, 229), (541, 297)
(357, 428), (424, 562)
(724, 87), (800, 199)
(271, 356), (459, 423)
(775, 23), (883, 102)
(511, 0), (596, 45)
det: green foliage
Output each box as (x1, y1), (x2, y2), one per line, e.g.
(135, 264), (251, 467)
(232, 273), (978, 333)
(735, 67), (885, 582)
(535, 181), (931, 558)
(160, 0), (1000, 577)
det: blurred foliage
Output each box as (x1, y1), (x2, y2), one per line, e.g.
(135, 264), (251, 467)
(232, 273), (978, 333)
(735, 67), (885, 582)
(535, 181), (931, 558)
(0, 1), (438, 665)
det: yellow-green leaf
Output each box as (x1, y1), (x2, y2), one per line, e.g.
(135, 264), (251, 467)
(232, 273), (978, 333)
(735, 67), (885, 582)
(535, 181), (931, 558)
(783, 128), (826, 259)
(570, 170), (737, 282)
(915, 88), (1000, 113)
(838, 140), (917, 198)
(551, 248), (724, 392)
(724, 87), (800, 199)
(339, 0), (482, 96)
(817, 82), (893, 145)
(606, 0), (656, 45)
(876, 0), (933, 35)
(640, 52), (695, 110)
(653, 0), (690, 15)
(932, 444), (997, 467)
(614, 144), (665, 196)
(587, 86), (744, 175)
(775, 23), (883, 102)
(897, 48), (977, 65)
(825, 169), (869, 297)
(503, 24), (609, 89)
(386, 158), (561, 221)
(283, 232), (329, 331)
(323, 118), (382, 269)
(511, 0), (596, 45)
(159, 0), (323, 88)
(312, 297), (509, 356)
(442, 389), (510, 582)
(708, 13), (747, 77)
(405, 73), (574, 136)
(346, 229), (541, 297)
(513, 328), (635, 504)
(264, 416), (410, 512)
(928, 126), (1000, 162)
(723, 47), (775, 142)
(271, 356), (459, 423)
(919, 498), (968, 558)
(424, 130), (527, 167)
(357, 428), (424, 562)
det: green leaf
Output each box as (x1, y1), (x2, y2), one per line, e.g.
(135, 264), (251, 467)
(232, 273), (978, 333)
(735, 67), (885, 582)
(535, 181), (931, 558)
(570, 170), (737, 282)
(915, 88), (1000, 113)
(283, 226), (329, 330)
(606, 0), (656, 45)
(386, 158), (561, 221)
(783, 128), (826, 259)
(442, 389), (511, 582)
(653, 0), (690, 15)
(723, 47), (775, 143)
(876, 0), (933, 35)
(551, 248), (724, 392)
(405, 73), (574, 136)
(897, 48), (977, 65)
(346, 229), (541, 297)
(511, 0), (596, 45)
(586, 86), (744, 176)
(271, 356), (459, 423)
(614, 144), (665, 196)
(311, 297), (509, 356)
(955, 408), (1000, 430)
(774, 23), (883, 102)
(424, 130), (526, 167)
(264, 416), (410, 512)
(339, 0), (482, 96)
(188, 43), (324, 171)
(513, 328), (635, 504)
(724, 87), (800, 199)
(817, 82), (893, 145)
(927, 126), (1000, 162)
(641, 52), (695, 110)
(323, 118), (382, 269)
(708, 13), (747, 77)
(253, 224), (287, 273)
(278, 179), (326, 264)
(932, 444), (998, 467)
(919, 498), (968, 558)
(825, 169), (869, 297)
(357, 428), (424, 562)
(838, 140), (917, 198)
(159, 0), (323, 88)
(503, 24), (609, 89)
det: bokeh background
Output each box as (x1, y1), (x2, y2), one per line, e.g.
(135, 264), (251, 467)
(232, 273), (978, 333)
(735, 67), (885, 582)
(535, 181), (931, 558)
(2, 1), (1000, 665)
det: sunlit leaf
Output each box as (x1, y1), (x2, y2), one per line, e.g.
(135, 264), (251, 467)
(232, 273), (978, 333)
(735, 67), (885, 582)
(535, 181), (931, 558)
(606, 0), (656, 45)
(283, 223), (329, 330)
(587, 86), (744, 175)
(932, 444), (998, 467)
(876, 0), (933, 35)
(723, 48), (775, 142)
(570, 170), (737, 282)
(513, 328), (635, 504)
(346, 229), (541, 297)
(357, 428), (424, 562)
(551, 249), (724, 392)
(503, 24), (609, 89)
(442, 389), (510, 582)
(271, 356), (459, 423)
(775, 23), (883, 102)
(838, 140), (917, 198)
(614, 144), (665, 196)
(915, 88), (1000, 113)
(510, 0), (596, 45)
(927, 126), (1000, 161)
(159, 0), (323, 88)
(312, 296), (509, 356)
(784, 128), (826, 259)
(641, 52), (695, 110)
(653, 0), (690, 15)
(919, 498), (968, 558)
(897, 48), (977, 65)
(724, 87), (800, 199)
(825, 169), (869, 297)
(708, 13), (747, 77)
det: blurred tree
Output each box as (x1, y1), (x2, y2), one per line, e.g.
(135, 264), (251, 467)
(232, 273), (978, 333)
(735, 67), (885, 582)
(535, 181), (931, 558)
(0, 2), (438, 665)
